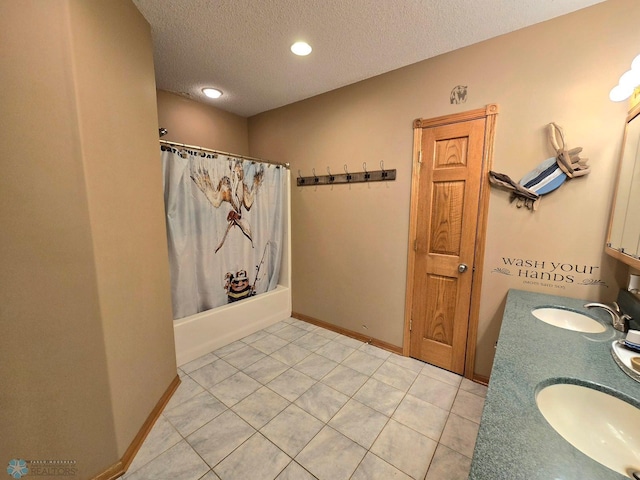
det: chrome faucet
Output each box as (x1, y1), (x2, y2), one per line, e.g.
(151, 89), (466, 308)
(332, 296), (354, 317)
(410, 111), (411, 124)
(584, 301), (631, 332)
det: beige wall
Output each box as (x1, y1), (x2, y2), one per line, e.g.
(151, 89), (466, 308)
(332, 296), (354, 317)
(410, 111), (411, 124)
(68, 0), (177, 457)
(248, 0), (640, 377)
(0, 2), (117, 474)
(0, 1), (176, 477)
(157, 89), (250, 155)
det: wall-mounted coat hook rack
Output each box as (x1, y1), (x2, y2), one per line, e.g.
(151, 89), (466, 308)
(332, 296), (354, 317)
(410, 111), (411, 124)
(297, 162), (396, 186)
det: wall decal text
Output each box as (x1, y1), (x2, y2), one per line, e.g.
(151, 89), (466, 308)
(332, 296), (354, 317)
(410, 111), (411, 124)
(491, 257), (608, 289)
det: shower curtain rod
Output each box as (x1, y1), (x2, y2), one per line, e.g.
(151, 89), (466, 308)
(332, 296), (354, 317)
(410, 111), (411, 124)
(159, 139), (290, 169)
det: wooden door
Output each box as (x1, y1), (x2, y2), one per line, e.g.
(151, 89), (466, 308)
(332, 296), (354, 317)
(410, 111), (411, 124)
(406, 106), (497, 376)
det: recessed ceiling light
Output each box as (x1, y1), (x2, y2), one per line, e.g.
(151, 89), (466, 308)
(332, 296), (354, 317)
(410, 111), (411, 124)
(291, 42), (312, 56)
(202, 88), (222, 99)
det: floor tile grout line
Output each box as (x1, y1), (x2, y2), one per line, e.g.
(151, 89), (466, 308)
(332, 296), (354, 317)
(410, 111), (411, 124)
(132, 324), (311, 476)
(418, 384), (467, 479)
(305, 343), (426, 479)
(216, 430), (295, 478)
(251, 336), (431, 474)
(432, 386), (480, 461)
(129, 318), (480, 480)
(189, 409), (261, 474)
(345, 412), (394, 478)
(284, 334), (401, 476)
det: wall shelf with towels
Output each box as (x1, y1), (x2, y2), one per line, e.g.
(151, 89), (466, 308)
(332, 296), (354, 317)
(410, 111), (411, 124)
(297, 162), (396, 186)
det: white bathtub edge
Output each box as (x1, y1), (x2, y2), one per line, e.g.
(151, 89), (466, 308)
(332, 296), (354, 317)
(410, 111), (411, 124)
(174, 285), (292, 366)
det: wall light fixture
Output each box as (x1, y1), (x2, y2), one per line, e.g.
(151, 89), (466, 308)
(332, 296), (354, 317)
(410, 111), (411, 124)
(610, 54), (640, 102)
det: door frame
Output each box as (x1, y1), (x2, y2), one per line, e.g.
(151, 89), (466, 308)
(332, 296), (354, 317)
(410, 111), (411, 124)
(402, 104), (498, 380)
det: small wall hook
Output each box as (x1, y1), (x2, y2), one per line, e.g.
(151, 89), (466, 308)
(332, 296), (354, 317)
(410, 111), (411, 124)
(363, 162), (370, 180)
(298, 169), (305, 184)
(344, 164), (352, 181)
(380, 160), (388, 178)
(312, 168), (319, 183)
(327, 166), (335, 182)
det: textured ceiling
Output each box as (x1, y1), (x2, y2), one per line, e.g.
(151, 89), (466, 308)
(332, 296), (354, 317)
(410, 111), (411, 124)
(133, 0), (604, 117)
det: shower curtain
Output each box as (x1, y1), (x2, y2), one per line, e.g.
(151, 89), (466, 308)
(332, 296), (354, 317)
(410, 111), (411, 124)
(161, 146), (285, 320)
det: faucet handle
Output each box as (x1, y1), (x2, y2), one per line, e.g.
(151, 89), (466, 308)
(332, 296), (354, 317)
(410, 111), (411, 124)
(611, 301), (623, 314)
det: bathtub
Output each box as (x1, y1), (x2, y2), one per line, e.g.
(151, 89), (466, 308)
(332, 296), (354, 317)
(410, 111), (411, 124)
(174, 171), (292, 367)
(174, 285), (292, 366)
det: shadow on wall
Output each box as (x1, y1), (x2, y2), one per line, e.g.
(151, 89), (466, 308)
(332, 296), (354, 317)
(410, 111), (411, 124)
(478, 294), (507, 377)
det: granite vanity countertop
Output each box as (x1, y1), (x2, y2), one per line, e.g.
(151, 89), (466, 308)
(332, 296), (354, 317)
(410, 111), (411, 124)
(469, 289), (640, 480)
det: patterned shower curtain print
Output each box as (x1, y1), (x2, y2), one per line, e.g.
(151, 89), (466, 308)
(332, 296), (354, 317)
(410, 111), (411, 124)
(161, 146), (285, 319)
(190, 159), (264, 252)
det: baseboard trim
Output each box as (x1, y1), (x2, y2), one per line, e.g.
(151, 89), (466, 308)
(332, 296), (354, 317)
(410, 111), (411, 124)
(472, 373), (490, 386)
(292, 312), (403, 355)
(292, 312), (491, 385)
(91, 374), (181, 480)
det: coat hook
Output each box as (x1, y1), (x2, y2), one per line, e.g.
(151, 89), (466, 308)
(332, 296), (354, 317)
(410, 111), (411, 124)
(363, 162), (370, 180)
(298, 169), (305, 184)
(344, 164), (352, 181)
(312, 168), (319, 183)
(380, 159), (388, 178)
(327, 166), (335, 182)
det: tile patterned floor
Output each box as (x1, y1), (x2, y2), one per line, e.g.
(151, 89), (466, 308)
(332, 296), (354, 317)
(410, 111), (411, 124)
(121, 318), (487, 480)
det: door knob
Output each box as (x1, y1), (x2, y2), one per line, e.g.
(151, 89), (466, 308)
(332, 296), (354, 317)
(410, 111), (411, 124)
(458, 263), (468, 273)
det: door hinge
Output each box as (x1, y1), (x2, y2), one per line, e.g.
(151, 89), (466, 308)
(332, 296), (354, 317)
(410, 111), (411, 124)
(418, 151), (423, 164)
(414, 239), (417, 252)
(409, 318), (413, 331)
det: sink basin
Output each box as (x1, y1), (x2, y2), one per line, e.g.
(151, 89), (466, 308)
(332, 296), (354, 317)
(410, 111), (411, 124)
(531, 307), (605, 333)
(536, 382), (640, 476)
